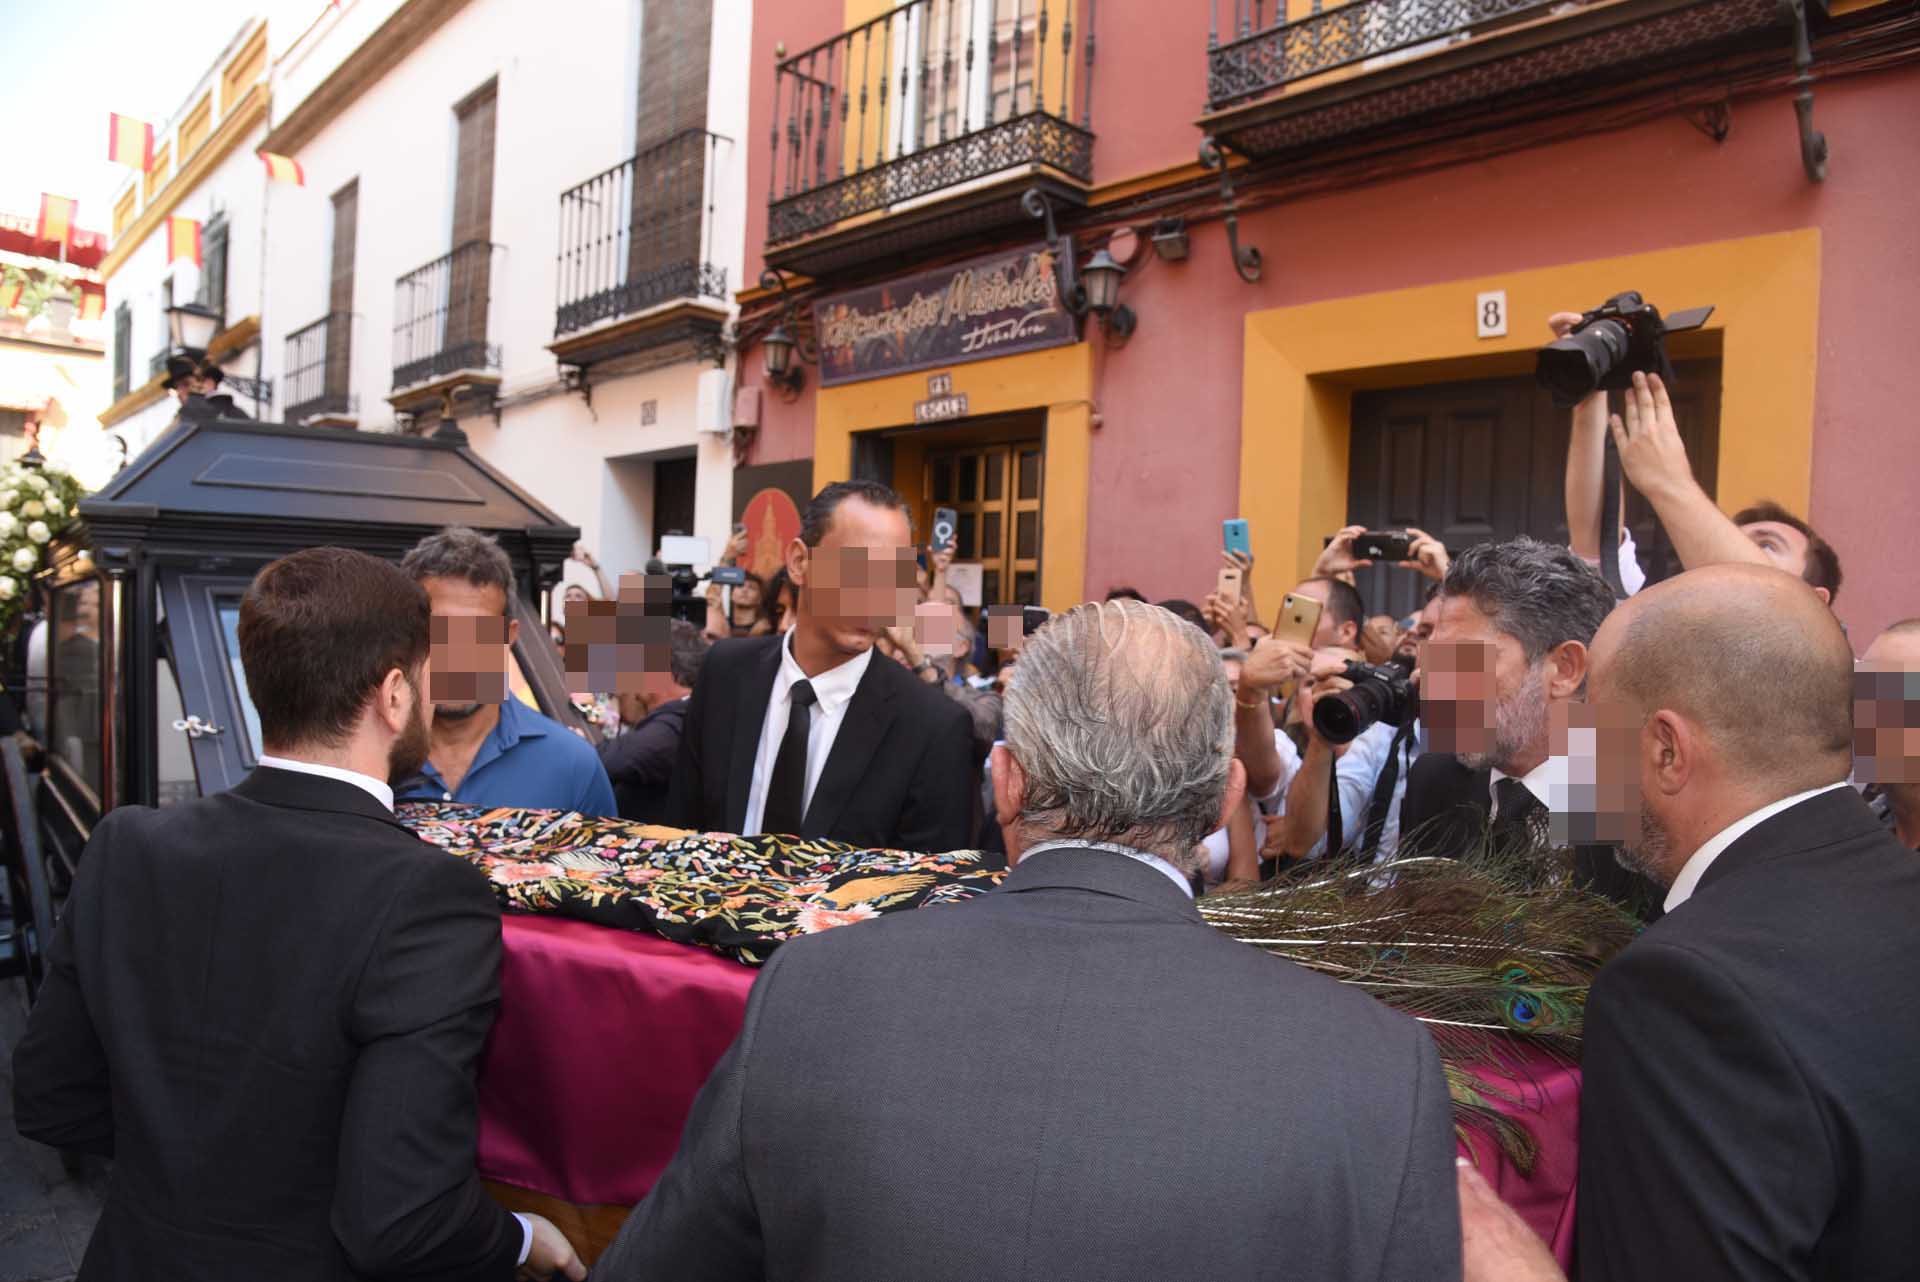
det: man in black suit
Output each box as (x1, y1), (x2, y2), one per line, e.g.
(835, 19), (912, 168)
(602, 598), (1462, 1281)
(668, 480), (974, 852)
(1399, 536), (1656, 913)
(1457, 563), (1920, 1280)
(12, 547), (584, 1282)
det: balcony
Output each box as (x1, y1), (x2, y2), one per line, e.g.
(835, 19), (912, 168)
(390, 240), (502, 413)
(551, 129), (730, 370)
(1201, 0), (1793, 161)
(283, 312), (358, 425)
(765, 0), (1097, 277)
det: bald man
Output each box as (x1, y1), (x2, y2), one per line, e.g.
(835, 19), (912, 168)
(1857, 619), (1920, 849)
(1458, 567), (1920, 1282)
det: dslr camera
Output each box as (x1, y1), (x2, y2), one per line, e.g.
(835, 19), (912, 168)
(1536, 291), (1714, 408)
(1312, 653), (1418, 745)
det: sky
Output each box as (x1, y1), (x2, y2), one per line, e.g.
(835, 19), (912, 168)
(2, 0), (271, 231)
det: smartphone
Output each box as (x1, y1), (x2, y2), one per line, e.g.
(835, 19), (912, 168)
(932, 507), (959, 553)
(1215, 565), (1243, 606)
(1272, 592), (1323, 648)
(1355, 530), (1415, 562)
(1222, 518), (1252, 559)
(1022, 605), (1051, 636)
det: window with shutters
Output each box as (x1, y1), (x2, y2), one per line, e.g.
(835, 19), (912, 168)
(325, 182), (356, 401)
(113, 303), (132, 401)
(447, 81), (497, 354)
(112, 189), (138, 238)
(198, 216), (229, 320)
(144, 143), (171, 204)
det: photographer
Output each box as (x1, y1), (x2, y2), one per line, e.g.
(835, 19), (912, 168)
(1553, 310), (1843, 604)
(1399, 536), (1655, 911)
(1258, 531), (1450, 867)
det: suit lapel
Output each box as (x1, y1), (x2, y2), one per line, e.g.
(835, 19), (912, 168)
(801, 654), (900, 840)
(725, 640), (784, 833)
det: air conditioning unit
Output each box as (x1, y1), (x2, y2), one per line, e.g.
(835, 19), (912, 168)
(696, 366), (733, 435)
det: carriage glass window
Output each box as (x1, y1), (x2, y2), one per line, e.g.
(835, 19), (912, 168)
(215, 599), (265, 759)
(47, 579), (105, 796)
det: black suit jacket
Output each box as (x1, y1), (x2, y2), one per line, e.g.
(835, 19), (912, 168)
(1577, 786), (1920, 1282)
(667, 635), (975, 852)
(1397, 751), (1661, 917)
(596, 846), (1462, 1282)
(12, 768), (520, 1282)
(599, 696), (688, 823)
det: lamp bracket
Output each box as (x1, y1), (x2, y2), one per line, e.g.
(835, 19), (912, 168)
(1200, 136), (1264, 284)
(1778, 0), (1827, 182)
(1022, 187), (1090, 319)
(758, 268), (818, 364)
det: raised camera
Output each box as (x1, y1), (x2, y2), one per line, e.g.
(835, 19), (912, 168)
(1312, 654), (1418, 745)
(1535, 291), (1714, 408)
(1354, 531), (1414, 563)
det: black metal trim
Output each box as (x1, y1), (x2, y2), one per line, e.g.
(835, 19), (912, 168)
(554, 261), (727, 337)
(768, 112), (1094, 245)
(392, 341), (502, 393)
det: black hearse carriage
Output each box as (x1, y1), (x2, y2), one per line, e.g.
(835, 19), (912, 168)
(2, 412), (592, 993)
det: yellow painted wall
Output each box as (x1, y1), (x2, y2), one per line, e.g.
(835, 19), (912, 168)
(1237, 229), (1822, 614)
(814, 340), (1094, 612)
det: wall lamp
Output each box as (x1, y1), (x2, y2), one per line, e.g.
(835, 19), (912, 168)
(166, 299), (222, 355)
(1023, 187), (1138, 347)
(758, 268), (816, 398)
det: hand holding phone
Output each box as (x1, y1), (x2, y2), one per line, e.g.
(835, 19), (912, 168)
(932, 507), (959, 554)
(1222, 518), (1252, 559)
(1354, 530), (1416, 563)
(1215, 564), (1243, 606)
(1272, 592), (1324, 649)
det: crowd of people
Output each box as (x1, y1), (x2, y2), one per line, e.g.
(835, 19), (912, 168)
(11, 316), (1920, 1280)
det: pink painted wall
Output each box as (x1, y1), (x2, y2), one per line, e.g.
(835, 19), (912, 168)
(741, 0), (1920, 645)
(1081, 67), (1920, 647)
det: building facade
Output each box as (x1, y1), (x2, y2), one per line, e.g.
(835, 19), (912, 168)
(256, 0), (752, 582)
(735, 0), (1920, 645)
(98, 19), (275, 456)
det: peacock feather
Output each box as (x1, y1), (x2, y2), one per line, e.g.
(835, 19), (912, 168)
(1198, 827), (1642, 1170)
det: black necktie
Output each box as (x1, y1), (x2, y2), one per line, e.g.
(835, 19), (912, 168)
(761, 679), (817, 836)
(1491, 776), (1547, 851)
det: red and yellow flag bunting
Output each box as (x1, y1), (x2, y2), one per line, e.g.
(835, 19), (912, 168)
(167, 215), (202, 267)
(36, 194), (77, 250)
(78, 291), (106, 321)
(0, 281), (21, 313)
(108, 113), (157, 171)
(257, 151), (305, 185)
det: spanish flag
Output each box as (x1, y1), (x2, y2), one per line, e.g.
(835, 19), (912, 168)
(78, 291), (106, 322)
(108, 112), (156, 171)
(36, 194), (77, 250)
(257, 151), (305, 186)
(167, 216), (202, 267)
(0, 281), (21, 313)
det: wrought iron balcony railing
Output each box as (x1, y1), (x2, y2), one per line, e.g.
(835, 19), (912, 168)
(1208, 0), (1564, 108)
(767, 0), (1098, 246)
(555, 129), (730, 339)
(283, 311), (356, 422)
(392, 240), (503, 393)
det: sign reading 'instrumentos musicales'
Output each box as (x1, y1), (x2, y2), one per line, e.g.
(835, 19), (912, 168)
(813, 243), (1078, 387)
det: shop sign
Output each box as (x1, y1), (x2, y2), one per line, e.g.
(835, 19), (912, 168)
(813, 243), (1077, 386)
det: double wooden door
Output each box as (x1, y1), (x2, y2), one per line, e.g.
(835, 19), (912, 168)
(1346, 361), (1722, 619)
(925, 442), (1044, 606)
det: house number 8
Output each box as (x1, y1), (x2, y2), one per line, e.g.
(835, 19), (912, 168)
(1476, 290), (1508, 339)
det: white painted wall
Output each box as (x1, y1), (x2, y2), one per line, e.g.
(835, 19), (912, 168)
(259, 0), (754, 574)
(106, 111), (273, 456)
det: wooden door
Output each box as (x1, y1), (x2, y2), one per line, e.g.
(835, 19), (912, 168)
(1347, 361), (1721, 619)
(926, 441), (1042, 606)
(325, 180), (357, 397)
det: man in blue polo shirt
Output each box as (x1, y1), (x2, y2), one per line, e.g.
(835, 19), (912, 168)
(395, 526), (616, 816)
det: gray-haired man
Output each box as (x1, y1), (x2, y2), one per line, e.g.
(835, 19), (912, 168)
(596, 598), (1462, 1282)
(1399, 536), (1653, 911)
(394, 526), (615, 815)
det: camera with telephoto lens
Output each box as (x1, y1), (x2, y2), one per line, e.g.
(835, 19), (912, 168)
(1535, 291), (1715, 408)
(1312, 652), (1418, 745)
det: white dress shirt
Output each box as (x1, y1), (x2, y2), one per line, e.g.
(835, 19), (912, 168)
(1490, 753), (1571, 819)
(255, 755), (395, 811)
(1662, 781), (1851, 913)
(742, 633), (875, 837)
(253, 754), (531, 1265)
